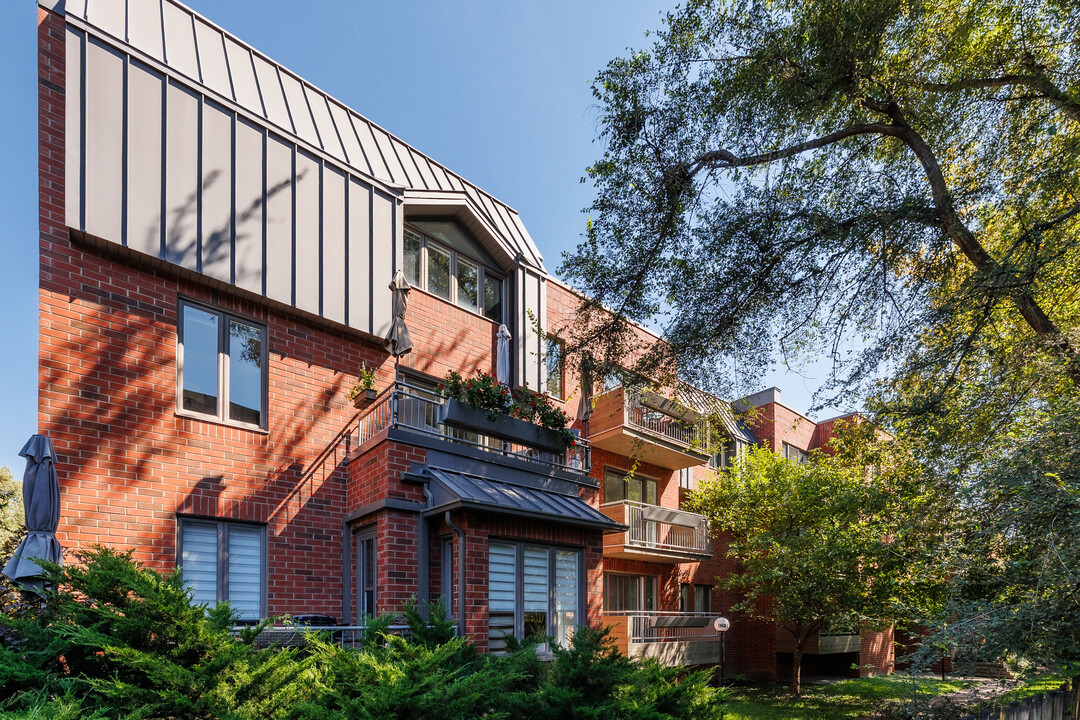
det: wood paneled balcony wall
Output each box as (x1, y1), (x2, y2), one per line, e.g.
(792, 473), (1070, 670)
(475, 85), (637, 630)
(588, 385), (710, 470)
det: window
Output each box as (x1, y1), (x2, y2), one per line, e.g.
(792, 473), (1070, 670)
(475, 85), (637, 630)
(403, 221), (504, 323)
(678, 467), (695, 490)
(603, 467), (658, 505)
(605, 573), (657, 612)
(356, 528), (377, 619)
(178, 301), (267, 428)
(179, 518), (265, 621)
(695, 584), (712, 613)
(783, 442), (809, 464)
(679, 583), (691, 612)
(489, 541), (580, 652)
(545, 337), (564, 397)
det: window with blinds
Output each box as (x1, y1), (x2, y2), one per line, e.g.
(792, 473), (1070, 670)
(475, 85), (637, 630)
(488, 541), (581, 653)
(179, 519), (265, 620)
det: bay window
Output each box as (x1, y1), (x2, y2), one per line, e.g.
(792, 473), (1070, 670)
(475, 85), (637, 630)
(488, 541), (581, 653)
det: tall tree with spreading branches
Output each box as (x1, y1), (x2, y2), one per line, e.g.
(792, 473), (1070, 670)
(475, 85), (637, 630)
(564, 0), (1080, 448)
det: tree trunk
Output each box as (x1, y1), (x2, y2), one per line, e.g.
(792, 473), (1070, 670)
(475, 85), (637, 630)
(791, 636), (805, 696)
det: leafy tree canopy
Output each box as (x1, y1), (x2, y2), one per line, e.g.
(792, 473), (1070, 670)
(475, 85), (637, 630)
(564, 0), (1080, 455)
(686, 423), (946, 694)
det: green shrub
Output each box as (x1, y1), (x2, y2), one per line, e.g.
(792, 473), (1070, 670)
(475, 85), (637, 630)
(0, 546), (722, 720)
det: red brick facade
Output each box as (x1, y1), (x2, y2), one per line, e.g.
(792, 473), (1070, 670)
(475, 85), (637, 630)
(35, 2), (889, 679)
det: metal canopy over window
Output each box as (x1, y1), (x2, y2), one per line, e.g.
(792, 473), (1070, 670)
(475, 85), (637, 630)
(425, 467), (625, 532)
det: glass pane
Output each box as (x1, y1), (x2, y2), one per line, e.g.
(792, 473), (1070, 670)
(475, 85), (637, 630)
(228, 319), (264, 425)
(410, 218), (498, 268)
(603, 469), (626, 503)
(428, 243), (451, 300)
(456, 256), (478, 312)
(181, 523), (218, 608)
(628, 479), (643, 503)
(404, 229), (422, 288)
(228, 526), (263, 620)
(644, 479), (658, 505)
(695, 585), (710, 613)
(488, 542), (517, 653)
(484, 275), (503, 323)
(182, 305), (219, 415)
(546, 339), (563, 397)
(523, 546), (549, 645)
(680, 584), (690, 612)
(644, 577), (656, 611)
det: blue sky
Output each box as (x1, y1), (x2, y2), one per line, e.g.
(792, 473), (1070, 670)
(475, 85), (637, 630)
(0, 0), (843, 474)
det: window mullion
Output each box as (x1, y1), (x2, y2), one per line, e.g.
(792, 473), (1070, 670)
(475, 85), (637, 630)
(218, 521), (227, 604)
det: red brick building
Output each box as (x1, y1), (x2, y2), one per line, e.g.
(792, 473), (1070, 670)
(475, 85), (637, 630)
(34, 0), (891, 679)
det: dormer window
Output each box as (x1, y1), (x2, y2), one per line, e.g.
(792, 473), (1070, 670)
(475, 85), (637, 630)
(404, 220), (504, 323)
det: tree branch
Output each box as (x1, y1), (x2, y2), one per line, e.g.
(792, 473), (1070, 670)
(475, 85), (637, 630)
(687, 124), (902, 175)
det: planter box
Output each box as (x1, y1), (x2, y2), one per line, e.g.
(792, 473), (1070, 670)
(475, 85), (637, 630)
(438, 398), (566, 453)
(351, 388), (378, 409)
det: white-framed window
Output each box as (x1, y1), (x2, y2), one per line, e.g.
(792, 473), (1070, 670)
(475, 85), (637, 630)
(488, 541), (581, 652)
(678, 467), (695, 490)
(605, 573), (657, 612)
(545, 337), (564, 398)
(178, 518), (265, 621)
(178, 300), (267, 429)
(783, 442), (809, 464)
(403, 220), (504, 323)
(603, 467), (659, 505)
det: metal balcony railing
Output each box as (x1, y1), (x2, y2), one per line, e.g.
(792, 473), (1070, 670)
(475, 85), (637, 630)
(353, 382), (591, 474)
(620, 385), (709, 449)
(603, 500), (710, 556)
(604, 611), (721, 644)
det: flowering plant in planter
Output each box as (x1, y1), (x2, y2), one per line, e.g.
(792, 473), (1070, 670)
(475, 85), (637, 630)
(438, 371), (577, 448)
(514, 388), (577, 448)
(438, 370), (514, 422)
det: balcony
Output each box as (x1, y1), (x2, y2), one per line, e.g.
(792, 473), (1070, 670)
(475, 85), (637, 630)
(352, 382), (590, 475)
(775, 627), (861, 654)
(601, 500), (711, 562)
(604, 612), (721, 666)
(588, 385), (710, 469)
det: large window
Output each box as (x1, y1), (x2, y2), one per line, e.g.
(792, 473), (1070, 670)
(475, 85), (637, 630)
(603, 467), (658, 505)
(605, 573), (657, 612)
(488, 541), (580, 652)
(178, 301), (267, 429)
(179, 518), (265, 621)
(403, 220), (504, 323)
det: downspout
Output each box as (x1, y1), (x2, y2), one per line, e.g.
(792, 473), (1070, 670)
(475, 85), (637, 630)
(445, 510), (466, 638)
(341, 518), (351, 624)
(417, 483), (432, 620)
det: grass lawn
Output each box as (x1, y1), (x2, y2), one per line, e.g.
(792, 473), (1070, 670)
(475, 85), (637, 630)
(719, 675), (974, 720)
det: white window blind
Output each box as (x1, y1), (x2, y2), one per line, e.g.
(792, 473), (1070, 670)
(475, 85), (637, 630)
(488, 543), (516, 652)
(228, 525), (263, 620)
(181, 523), (218, 608)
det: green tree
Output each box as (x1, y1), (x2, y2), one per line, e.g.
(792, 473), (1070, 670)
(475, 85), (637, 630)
(0, 467), (23, 559)
(563, 0), (1080, 428)
(686, 426), (944, 695)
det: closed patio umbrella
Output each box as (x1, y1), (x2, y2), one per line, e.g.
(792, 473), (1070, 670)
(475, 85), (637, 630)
(577, 356), (595, 423)
(2, 435), (63, 593)
(384, 269), (413, 357)
(496, 324), (512, 386)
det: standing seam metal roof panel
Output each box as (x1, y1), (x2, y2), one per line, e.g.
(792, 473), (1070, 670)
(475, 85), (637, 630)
(426, 468), (624, 531)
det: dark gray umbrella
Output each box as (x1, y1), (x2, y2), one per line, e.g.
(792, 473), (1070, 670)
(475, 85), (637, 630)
(384, 269), (414, 357)
(2, 435), (63, 593)
(577, 357), (595, 423)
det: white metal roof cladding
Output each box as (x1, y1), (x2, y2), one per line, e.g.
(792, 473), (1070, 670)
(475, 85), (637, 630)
(58, 0), (546, 272)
